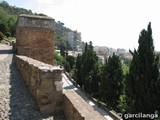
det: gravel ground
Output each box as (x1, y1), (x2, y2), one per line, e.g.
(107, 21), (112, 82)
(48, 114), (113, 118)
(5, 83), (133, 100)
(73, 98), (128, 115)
(0, 45), (65, 120)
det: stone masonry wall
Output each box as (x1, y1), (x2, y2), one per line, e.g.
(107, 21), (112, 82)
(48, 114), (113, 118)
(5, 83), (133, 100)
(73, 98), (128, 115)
(15, 14), (119, 120)
(16, 14), (54, 65)
(16, 55), (63, 113)
(63, 91), (106, 120)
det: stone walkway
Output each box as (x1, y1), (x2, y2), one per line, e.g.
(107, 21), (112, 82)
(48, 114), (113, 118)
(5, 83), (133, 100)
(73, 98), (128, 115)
(0, 44), (12, 60)
(0, 44), (65, 120)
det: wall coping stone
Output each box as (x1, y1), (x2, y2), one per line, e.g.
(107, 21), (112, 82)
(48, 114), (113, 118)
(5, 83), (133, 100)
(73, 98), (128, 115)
(17, 14), (54, 30)
(63, 90), (107, 120)
(16, 55), (63, 71)
(16, 55), (63, 113)
(19, 14), (53, 20)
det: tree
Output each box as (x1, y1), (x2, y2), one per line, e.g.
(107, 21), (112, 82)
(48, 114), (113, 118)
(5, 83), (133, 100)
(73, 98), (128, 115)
(54, 51), (71, 72)
(75, 54), (83, 87)
(64, 60), (71, 72)
(7, 15), (16, 35)
(0, 6), (8, 33)
(0, 31), (4, 40)
(54, 51), (65, 66)
(5, 31), (11, 38)
(0, 1), (33, 36)
(126, 22), (160, 114)
(66, 55), (75, 70)
(100, 53), (123, 111)
(55, 36), (67, 57)
(74, 42), (99, 93)
(81, 42), (98, 93)
(89, 62), (102, 98)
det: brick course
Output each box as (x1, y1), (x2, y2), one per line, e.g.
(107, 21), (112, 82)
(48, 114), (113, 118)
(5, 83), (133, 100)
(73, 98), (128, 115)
(16, 14), (54, 65)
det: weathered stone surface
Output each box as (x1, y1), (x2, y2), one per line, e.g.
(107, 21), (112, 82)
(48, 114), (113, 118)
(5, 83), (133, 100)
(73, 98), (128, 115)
(16, 55), (109, 119)
(16, 14), (55, 65)
(17, 14), (54, 29)
(14, 14), (117, 120)
(63, 91), (106, 120)
(0, 44), (66, 120)
(16, 55), (63, 113)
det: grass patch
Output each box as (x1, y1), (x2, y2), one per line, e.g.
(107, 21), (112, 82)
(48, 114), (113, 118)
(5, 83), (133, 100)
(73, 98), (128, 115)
(0, 40), (7, 44)
(8, 37), (16, 40)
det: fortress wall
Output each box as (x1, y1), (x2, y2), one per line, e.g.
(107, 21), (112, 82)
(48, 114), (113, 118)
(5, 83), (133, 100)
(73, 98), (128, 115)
(16, 14), (54, 65)
(16, 55), (63, 113)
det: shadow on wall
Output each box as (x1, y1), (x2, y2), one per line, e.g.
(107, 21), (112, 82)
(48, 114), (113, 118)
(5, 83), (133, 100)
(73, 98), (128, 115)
(0, 50), (13, 54)
(8, 54), (66, 120)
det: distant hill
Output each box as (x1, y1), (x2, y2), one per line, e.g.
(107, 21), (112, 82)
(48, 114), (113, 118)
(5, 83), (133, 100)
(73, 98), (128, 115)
(0, 1), (79, 51)
(0, 1), (33, 16)
(0, 1), (33, 36)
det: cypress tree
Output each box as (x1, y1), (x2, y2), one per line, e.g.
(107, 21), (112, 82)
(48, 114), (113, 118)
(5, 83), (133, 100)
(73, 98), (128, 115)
(100, 53), (123, 111)
(90, 62), (102, 98)
(81, 41), (98, 92)
(75, 54), (83, 87)
(126, 22), (160, 114)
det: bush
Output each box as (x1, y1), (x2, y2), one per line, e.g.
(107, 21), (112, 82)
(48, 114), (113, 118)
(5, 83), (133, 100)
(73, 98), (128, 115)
(54, 51), (65, 65)
(5, 32), (11, 38)
(66, 56), (75, 69)
(64, 61), (71, 72)
(0, 32), (4, 40)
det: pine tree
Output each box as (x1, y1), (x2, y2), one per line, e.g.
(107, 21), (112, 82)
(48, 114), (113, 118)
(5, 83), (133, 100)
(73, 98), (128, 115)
(100, 53), (123, 111)
(126, 22), (160, 114)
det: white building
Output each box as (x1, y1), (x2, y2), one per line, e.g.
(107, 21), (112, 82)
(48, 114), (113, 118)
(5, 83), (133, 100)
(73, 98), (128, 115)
(96, 51), (107, 64)
(116, 48), (126, 55)
(67, 31), (82, 51)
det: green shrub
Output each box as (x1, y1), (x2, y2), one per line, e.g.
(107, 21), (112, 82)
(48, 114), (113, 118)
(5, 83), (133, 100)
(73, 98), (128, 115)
(0, 32), (4, 40)
(6, 32), (11, 38)
(64, 61), (71, 72)
(54, 51), (65, 65)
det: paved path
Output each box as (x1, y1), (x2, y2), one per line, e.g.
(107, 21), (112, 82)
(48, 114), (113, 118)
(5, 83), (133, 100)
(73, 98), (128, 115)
(0, 44), (12, 60)
(0, 44), (65, 120)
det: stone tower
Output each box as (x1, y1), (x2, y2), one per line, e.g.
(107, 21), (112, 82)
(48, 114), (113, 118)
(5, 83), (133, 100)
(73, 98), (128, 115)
(16, 14), (54, 65)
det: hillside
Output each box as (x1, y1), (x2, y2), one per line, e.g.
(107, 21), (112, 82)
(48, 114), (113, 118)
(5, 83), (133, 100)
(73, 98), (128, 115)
(0, 1), (33, 36)
(0, 1), (33, 16)
(0, 1), (73, 50)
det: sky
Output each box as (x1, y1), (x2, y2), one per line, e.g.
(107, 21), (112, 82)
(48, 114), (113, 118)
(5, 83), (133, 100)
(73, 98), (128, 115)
(4, 0), (160, 51)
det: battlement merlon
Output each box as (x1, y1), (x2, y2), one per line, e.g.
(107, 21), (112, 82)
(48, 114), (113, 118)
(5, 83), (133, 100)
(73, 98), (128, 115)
(17, 14), (55, 30)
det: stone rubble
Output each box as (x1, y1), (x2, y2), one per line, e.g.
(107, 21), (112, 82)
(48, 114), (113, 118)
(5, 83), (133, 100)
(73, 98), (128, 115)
(0, 45), (65, 120)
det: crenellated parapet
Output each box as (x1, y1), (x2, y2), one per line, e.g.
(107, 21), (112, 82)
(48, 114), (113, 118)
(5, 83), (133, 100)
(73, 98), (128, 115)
(16, 55), (63, 113)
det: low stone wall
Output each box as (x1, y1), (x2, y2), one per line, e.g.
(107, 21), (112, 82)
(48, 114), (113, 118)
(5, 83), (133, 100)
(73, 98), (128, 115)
(16, 55), (63, 113)
(64, 72), (122, 120)
(63, 91), (106, 120)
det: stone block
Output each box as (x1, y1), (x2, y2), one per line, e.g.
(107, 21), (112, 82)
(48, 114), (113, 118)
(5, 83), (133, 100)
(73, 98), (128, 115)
(48, 91), (63, 101)
(40, 95), (51, 105)
(39, 104), (55, 113)
(40, 80), (54, 94)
